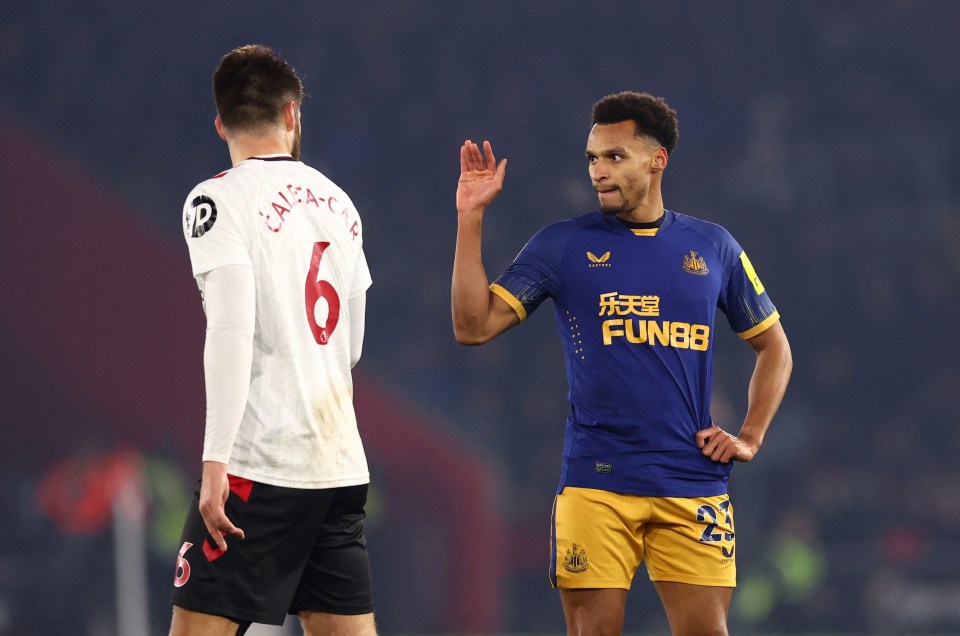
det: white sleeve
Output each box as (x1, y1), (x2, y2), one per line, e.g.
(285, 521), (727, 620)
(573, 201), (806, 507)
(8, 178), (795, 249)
(183, 188), (251, 276)
(199, 264), (256, 463)
(349, 292), (366, 368)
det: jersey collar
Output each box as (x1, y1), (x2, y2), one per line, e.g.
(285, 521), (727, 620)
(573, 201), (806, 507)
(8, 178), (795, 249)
(246, 153), (297, 162)
(599, 209), (675, 236)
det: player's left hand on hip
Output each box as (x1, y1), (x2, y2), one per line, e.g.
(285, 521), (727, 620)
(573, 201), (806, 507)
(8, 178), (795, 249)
(696, 425), (755, 463)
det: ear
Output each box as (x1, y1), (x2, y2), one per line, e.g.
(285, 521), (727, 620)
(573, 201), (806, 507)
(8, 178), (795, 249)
(652, 146), (668, 172)
(282, 101), (298, 132)
(214, 115), (228, 142)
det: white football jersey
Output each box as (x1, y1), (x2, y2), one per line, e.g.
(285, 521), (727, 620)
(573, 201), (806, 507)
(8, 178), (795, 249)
(183, 155), (372, 489)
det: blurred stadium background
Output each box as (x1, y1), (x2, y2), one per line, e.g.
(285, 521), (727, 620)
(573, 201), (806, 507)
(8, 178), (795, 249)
(2, 1), (959, 634)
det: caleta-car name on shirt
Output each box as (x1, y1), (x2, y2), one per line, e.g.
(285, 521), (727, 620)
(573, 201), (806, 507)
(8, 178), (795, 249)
(259, 183), (360, 240)
(597, 292), (710, 351)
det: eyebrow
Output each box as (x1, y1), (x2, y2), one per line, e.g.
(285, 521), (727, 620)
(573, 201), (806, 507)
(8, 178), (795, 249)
(585, 146), (628, 157)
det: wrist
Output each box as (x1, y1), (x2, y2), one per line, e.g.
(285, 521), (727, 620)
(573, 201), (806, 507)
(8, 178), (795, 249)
(737, 430), (763, 453)
(457, 205), (486, 220)
(202, 460), (229, 475)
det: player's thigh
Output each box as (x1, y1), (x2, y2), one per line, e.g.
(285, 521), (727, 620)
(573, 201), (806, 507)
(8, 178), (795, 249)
(559, 588), (627, 636)
(300, 610), (376, 636)
(171, 478), (333, 627)
(644, 494), (736, 587)
(291, 484), (375, 616)
(551, 487), (648, 590)
(169, 606), (240, 636)
(653, 581), (731, 636)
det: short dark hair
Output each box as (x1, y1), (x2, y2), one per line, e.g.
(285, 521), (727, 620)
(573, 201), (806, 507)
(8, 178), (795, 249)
(592, 92), (679, 155)
(213, 44), (305, 132)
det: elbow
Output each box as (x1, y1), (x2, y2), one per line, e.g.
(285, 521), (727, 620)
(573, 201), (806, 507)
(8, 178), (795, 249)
(453, 328), (492, 346)
(452, 320), (495, 346)
(773, 337), (794, 388)
(781, 337), (794, 374)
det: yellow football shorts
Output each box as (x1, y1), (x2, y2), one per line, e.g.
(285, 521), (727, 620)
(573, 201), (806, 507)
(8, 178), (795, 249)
(551, 486), (736, 589)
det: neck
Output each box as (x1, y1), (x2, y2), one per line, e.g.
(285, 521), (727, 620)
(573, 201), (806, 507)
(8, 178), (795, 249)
(226, 134), (292, 166)
(616, 194), (665, 224)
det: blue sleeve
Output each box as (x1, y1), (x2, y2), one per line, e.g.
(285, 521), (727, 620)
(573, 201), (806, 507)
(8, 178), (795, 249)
(716, 232), (780, 339)
(490, 220), (571, 320)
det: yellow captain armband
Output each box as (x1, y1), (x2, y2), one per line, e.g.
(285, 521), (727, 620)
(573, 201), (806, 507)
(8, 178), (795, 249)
(739, 251), (765, 295)
(490, 283), (528, 321)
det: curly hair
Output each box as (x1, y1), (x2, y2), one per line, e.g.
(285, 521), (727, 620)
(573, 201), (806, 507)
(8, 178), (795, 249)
(213, 44), (305, 131)
(592, 92), (679, 155)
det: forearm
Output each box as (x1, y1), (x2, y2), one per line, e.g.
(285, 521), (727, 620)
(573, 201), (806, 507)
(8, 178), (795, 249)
(200, 265), (256, 463)
(452, 140), (513, 343)
(203, 325), (254, 462)
(738, 332), (792, 452)
(451, 212), (494, 343)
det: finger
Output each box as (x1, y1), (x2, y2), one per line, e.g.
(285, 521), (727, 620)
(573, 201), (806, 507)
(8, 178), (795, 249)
(483, 140), (496, 171)
(466, 142), (477, 171)
(696, 431), (707, 449)
(460, 142), (469, 175)
(699, 428), (725, 458)
(215, 508), (244, 540)
(469, 142), (485, 171)
(712, 438), (739, 463)
(203, 517), (229, 552)
(468, 139), (482, 172)
(221, 517), (244, 539)
(203, 511), (245, 550)
(695, 427), (715, 448)
(495, 157), (508, 184)
(711, 443), (732, 463)
(701, 439), (719, 459)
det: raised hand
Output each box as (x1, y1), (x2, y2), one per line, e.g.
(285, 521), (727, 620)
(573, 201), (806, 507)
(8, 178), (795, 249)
(457, 139), (507, 215)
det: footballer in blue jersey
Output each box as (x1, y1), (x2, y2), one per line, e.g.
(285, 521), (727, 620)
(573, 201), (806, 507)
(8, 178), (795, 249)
(452, 92), (792, 636)
(491, 208), (779, 498)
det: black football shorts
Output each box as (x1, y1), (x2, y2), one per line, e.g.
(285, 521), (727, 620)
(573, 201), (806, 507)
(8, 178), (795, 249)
(170, 476), (374, 629)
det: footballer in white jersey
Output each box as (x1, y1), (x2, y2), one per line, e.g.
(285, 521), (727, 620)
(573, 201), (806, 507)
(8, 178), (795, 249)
(183, 154), (372, 489)
(170, 44), (377, 635)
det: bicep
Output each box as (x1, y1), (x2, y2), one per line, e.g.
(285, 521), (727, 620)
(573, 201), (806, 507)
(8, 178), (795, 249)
(201, 265), (256, 331)
(455, 289), (522, 345)
(489, 290), (522, 331)
(745, 320), (789, 356)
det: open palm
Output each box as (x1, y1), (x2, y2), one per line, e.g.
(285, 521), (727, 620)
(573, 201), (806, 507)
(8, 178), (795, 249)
(457, 139), (507, 214)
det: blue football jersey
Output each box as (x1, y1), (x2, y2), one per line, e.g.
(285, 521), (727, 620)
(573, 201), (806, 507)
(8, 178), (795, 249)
(491, 210), (779, 497)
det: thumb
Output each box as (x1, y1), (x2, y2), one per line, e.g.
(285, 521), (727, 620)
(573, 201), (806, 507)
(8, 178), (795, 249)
(217, 513), (245, 541)
(695, 427), (714, 448)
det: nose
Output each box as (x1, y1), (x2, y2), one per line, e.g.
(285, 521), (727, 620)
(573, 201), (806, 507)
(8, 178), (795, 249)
(590, 163), (608, 184)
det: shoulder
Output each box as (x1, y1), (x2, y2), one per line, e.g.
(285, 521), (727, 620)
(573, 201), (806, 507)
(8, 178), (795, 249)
(671, 210), (733, 241)
(669, 210), (741, 254)
(182, 165), (255, 240)
(184, 164), (247, 204)
(297, 162), (362, 215)
(528, 211), (603, 247)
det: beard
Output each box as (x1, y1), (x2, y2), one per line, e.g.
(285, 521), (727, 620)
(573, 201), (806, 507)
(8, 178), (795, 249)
(290, 119), (302, 160)
(597, 189), (623, 216)
(599, 202), (622, 216)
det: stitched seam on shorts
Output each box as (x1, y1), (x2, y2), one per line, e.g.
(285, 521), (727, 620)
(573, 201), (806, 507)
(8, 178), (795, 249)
(648, 573), (735, 587)
(556, 577), (632, 589)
